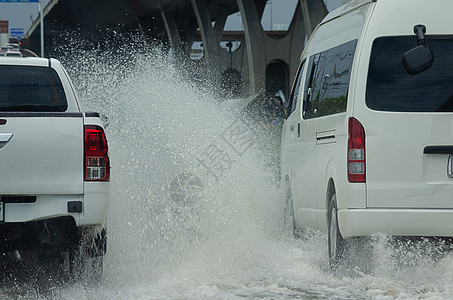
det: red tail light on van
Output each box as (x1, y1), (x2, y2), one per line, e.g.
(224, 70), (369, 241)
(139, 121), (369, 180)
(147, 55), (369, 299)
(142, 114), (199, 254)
(84, 125), (110, 181)
(348, 117), (365, 183)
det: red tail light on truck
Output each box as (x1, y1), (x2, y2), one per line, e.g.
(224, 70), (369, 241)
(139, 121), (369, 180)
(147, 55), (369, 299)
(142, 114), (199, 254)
(348, 117), (366, 183)
(84, 125), (110, 181)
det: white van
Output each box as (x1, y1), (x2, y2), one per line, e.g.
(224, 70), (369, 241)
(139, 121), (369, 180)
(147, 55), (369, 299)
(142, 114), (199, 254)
(281, 0), (453, 268)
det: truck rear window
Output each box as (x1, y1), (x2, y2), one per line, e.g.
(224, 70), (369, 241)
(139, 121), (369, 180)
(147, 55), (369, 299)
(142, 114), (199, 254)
(366, 35), (453, 112)
(0, 66), (68, 112)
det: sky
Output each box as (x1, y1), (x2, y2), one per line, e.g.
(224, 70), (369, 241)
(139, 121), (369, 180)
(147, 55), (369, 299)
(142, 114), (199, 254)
(0, 0), (50, 36)
(0, 0), (342, 38)
(226, 0), (342, 31)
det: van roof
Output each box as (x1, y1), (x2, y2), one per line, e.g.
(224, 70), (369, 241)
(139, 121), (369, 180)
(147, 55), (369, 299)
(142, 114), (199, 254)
(321, 0), (374, 24)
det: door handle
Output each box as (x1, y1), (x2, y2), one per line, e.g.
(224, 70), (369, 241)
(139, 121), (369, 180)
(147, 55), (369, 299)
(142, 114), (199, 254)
(424, 146), (453, 154)
(297, 122), (300, 137)
(0, 133), (13, 149)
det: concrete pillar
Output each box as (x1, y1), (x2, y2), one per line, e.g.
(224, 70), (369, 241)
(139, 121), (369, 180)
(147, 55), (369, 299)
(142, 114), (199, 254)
(191, 0), (219, 63)
(236, 0), (267, 95)
(191, 0), (234, 89)
(160, 9), (184, 57)
(180, 19), (199, 56)
(213, 9), (230, 40)
(285, 1), (308, 90)
(236, 0), (324, 96)
(190, 1), (244, 92)
(159, 0), (327, 98)
(299, 0), (328, 37)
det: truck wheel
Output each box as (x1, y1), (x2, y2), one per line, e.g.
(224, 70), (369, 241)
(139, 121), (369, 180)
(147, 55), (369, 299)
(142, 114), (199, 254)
(328, 193), (347, 271)
(68, 247), (103, 282)
(67, 226), (106, 282)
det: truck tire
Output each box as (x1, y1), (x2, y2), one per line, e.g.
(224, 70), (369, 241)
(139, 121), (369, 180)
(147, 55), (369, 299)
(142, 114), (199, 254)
(68, 226), (106, 282)
(69, 248), (103, 282)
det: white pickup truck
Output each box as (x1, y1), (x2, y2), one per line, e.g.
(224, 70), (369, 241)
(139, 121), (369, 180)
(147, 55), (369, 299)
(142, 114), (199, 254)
(0, 57), (110, 278)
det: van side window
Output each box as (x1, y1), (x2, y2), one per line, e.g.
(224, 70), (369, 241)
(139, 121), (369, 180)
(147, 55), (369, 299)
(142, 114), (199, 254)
(287, 59), (306, 116)
(303, 40), (357, 119)
(303, 53), (322, 119)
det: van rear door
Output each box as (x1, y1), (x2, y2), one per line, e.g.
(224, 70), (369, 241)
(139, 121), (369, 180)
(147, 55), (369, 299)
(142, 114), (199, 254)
(364, 35), (453, 209)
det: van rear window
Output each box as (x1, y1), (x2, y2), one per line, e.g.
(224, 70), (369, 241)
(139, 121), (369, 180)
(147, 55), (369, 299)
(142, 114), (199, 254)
(366, 35), (453, 112)
(0, 66), (68, 112)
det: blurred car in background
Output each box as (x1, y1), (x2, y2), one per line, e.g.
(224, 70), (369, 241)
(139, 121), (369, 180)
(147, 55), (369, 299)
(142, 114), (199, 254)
(0, 45), (14, 56)
(5, 43), (20, 52)
(2, 51), (22, 57)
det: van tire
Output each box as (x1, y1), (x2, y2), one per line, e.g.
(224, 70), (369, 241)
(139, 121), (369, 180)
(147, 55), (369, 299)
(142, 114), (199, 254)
(328, 193), (347, 270)
(284, 185), (302, 238)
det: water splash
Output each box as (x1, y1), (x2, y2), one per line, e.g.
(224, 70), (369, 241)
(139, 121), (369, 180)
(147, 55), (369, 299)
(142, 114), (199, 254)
(2, 40), (453, 299)
(61, 43), (288, 285)
(59, 43), (453, 299)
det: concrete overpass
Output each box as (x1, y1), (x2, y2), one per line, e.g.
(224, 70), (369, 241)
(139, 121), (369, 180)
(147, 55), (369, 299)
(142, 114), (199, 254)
(24, 0), (330, 98)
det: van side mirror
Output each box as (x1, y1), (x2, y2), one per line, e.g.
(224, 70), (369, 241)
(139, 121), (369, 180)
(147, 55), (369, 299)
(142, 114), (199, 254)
(264, 94), (285, 119)
(275, 89), (286, 112)
(402, 24), (434, 75)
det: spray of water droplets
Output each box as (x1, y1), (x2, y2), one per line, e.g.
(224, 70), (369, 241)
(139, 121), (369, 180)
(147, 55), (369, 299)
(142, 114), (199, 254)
(2, 38), (453, 299)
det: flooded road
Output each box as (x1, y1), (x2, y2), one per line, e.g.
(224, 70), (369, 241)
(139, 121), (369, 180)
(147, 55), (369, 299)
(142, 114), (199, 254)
(2, 45), (453, 299)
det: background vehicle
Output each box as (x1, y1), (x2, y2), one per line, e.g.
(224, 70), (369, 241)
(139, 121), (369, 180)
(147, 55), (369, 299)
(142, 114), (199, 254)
(2, 50), (22, 57)
(0, 45), (13, 56)
(5, 43), (20, 52)
(0, 57), (110, 278)
(280, 0), (453, 270)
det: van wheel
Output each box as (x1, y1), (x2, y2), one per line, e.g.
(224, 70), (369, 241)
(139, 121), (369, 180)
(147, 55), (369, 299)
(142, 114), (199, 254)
(328, 193), (346, 270)
(283, 185), (301, 238)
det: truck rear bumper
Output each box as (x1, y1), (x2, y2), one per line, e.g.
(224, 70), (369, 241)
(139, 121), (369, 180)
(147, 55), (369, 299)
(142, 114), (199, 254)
(2, 182), (109, 226)
(338, 208), (453, 238)
(81, 182), (110, 226)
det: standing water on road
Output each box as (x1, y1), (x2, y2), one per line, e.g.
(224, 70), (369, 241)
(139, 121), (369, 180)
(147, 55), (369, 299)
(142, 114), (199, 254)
(2, 44), (453, 299)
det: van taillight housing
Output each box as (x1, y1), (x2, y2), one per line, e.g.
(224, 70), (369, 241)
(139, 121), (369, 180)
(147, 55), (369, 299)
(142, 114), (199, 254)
(84, 125), (110, 181)
(348, 117), (365, 183)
